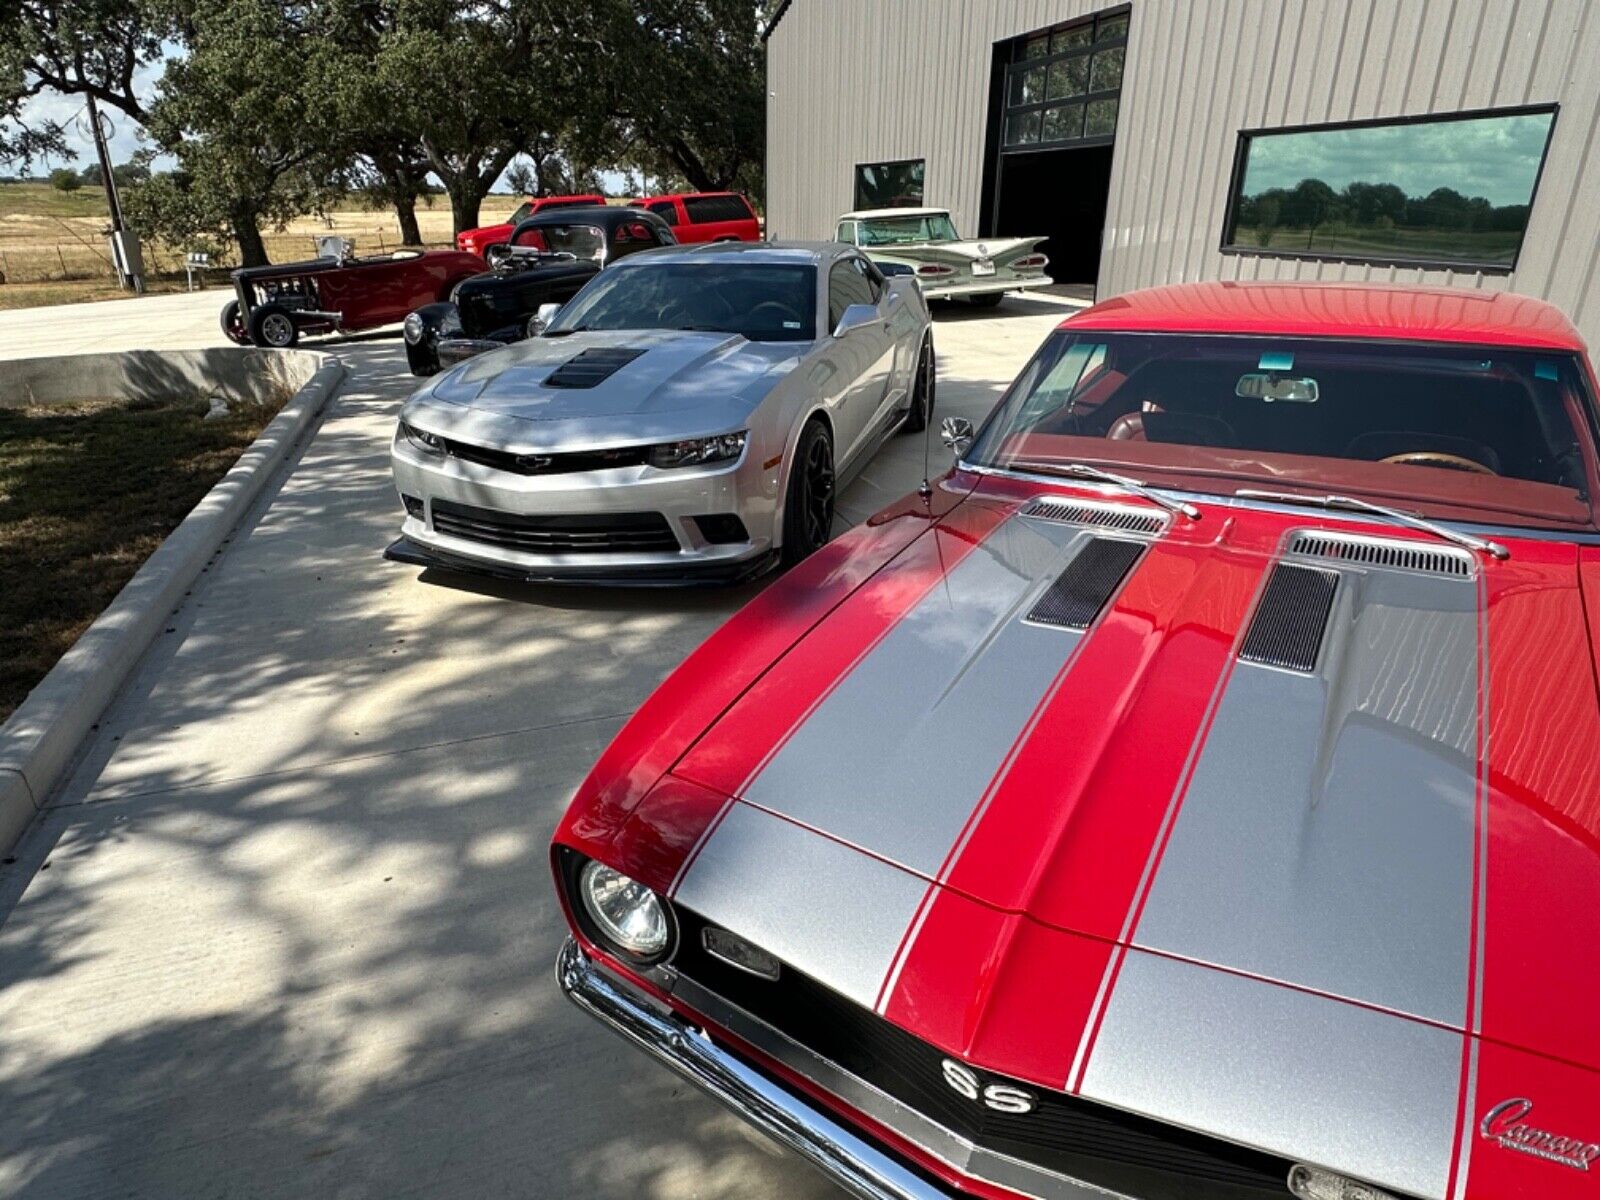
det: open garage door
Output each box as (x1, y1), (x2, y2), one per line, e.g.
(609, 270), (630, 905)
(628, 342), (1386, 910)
(985, 8), (1127, 290)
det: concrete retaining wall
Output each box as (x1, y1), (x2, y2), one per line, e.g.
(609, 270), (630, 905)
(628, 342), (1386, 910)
(0, 348), (347, 852)
(0, 347), (326, 408)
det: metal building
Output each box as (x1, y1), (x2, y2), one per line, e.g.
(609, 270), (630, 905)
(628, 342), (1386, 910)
(763, 0), (1600, 347)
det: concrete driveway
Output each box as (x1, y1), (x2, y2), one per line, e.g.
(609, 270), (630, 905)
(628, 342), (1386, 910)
(0, 292), (1084, 1199)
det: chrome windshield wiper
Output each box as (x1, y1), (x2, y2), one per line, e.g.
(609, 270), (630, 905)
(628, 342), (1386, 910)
(1009, 459), (1201, 520)
(1235, 488), (1509, 560)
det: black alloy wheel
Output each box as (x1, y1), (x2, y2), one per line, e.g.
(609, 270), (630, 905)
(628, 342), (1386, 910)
(903, 334), (935, 433)
(248, 304), (299, 348)
(220, 300), (249, 345)
(782, 420), (835, 566)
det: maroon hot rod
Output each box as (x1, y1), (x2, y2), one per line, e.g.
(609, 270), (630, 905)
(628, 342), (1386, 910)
(220, 240), (485, 348)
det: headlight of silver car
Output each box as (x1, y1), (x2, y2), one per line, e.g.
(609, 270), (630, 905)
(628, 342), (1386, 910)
(399, 420), (446, 456)
(578, 861), (672, 960)
(648, 431), (748, 469)
(402, 312), (425, 345)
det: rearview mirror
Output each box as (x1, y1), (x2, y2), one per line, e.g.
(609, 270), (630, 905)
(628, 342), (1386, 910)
(941, 416), (974, 455)
(528, 302), (562, 337)
(1237, 373), (1319, 403)
(832, 303), (883, 339)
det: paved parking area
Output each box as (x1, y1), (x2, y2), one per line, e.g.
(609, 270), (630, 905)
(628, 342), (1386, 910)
(0, 292), (1083, 1198)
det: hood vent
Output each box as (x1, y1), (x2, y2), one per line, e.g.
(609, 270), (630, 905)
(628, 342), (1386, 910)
(1288, 530), (1472, 579)
(1021, 496), (1167, 535)
(1027, 537), (1146, 630)
(1240, 563), (1339, 674)
(545, 346), (646, 389)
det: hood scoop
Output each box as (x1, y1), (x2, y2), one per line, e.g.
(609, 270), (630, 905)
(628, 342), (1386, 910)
(1288, 530), (1473, 579)
(1026, 537), (1146, 630)
(545, 346), (646, 389)
(1239, 563), (1339, 674)
(1020, 495), (1168, 535)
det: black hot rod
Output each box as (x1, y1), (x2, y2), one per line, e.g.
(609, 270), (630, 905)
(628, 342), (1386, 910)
(401, 206), (676, 376)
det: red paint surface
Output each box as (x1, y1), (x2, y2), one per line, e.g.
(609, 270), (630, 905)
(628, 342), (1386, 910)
(1063, 280), (1586, 351)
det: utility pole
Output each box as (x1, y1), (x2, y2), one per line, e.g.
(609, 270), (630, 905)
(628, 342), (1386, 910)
(84, 93), (144, 294)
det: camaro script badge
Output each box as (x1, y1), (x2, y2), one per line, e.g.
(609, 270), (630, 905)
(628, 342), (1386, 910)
(1480, 1098), (1600, 1172)
(940, 1058), (1036, 1114)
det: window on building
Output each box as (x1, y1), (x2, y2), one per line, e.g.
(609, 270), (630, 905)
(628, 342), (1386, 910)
(1003, 8), (1128, 150)
(1221, 106), (1557, 270)
(854, 160), (925, 210)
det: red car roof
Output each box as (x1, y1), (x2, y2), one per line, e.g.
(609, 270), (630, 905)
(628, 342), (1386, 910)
(1062, 281), (1586, 353)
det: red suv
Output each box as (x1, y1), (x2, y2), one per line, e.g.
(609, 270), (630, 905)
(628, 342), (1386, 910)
(627, 192), (761, 243)
(456, 194), (608, 258)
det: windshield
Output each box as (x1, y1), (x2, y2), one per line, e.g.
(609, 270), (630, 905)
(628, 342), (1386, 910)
(969, 332), (1599, 527)
(857, 214), (959, 245)
(510, 223), (605, 260)
(550, 260), (817, 342)
(510, 202), (532, 224)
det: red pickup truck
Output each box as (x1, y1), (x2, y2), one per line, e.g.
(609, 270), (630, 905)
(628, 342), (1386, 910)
(455, 194), (608, 258)
(627, 192), (761, 243)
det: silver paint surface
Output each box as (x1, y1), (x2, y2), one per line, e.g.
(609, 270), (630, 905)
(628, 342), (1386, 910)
(1133, 563), (1481, 1026)
(1082, 950), (1462, 1200)
(741, 513), (1091, 877)
(672, 802), (929, 1010)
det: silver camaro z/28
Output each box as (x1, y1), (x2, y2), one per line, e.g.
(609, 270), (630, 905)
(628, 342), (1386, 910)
(386, 242), (934, 584)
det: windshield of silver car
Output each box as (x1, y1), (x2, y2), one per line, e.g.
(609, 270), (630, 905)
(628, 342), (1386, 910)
(511, 224), (606, 261)
(967, 332), (1600, 527)
(857, 214), (959, 245)
(548, 262), (818, 343)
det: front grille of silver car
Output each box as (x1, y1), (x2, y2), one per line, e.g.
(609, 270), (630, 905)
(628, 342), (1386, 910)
(435, 435), (650, 476)
(668, 904), (1295, 1200)
(430, 500), (678, 554)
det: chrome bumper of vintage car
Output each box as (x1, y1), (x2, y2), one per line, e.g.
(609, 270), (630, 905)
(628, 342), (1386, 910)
(557, 940), (954, 1200)
(920, 275), (1053, 299)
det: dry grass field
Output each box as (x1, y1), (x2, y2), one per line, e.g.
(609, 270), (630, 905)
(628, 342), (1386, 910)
(0, 183), (531, 310)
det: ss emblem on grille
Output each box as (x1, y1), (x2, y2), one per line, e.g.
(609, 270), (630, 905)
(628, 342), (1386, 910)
(941, 1059), (1036, 1114)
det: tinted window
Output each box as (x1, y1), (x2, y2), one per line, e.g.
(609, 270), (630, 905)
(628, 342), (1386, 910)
(855, 159), (925, 209)
(970, 331), (1596, 523)
(684, 195), (751, 223)
(550, 261), (817, 342)
(827, 257), (877, 329)
(1223, 108), (1556, 269)
(648, 200), (679, 222)
(510, 202), (533, 223)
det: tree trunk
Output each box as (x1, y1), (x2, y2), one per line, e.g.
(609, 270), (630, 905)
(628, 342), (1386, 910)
(393, 193), (422, 245)
(231, 205), (269, 267)
(447, 180), (486, 237)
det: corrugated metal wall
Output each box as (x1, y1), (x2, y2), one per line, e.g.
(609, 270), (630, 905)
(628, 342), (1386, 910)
(767, 0), (1600, 347)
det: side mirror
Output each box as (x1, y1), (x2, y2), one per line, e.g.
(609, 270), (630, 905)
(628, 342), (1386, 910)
(941, 416), (974, 456)
(527, 302), (562, 337)
(832, 303), (884, 339)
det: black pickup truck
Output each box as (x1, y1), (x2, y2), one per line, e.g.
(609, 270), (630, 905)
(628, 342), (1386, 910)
(402, 205), (676, 376)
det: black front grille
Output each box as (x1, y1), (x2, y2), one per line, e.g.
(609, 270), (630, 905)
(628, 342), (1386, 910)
(431, 499), (678, 554)
(439, 435), (649, 476)
(671, 906), (1293, 1199)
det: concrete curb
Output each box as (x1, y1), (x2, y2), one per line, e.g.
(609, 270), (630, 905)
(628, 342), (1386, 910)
(0, 352), (347, 853)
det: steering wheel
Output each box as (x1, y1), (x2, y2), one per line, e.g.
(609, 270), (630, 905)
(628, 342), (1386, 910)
(748, 300), (802, 326)
(1380, 451), (1497, 476)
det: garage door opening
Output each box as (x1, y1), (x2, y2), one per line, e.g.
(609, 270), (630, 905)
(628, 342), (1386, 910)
(995, 143), (1114, 286)
(981, 6), (1127, 294)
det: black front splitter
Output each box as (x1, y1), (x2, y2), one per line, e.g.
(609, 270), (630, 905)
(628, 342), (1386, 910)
(383, 535), (780, 589)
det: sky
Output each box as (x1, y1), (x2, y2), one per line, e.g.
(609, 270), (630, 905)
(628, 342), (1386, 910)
(1241, 111), (1554, 205)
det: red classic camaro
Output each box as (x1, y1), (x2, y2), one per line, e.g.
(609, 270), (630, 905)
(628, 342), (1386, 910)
(551, 281), (1600, 1200)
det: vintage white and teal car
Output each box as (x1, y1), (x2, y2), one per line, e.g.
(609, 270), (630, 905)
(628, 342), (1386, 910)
(834, 207), (1050, 307)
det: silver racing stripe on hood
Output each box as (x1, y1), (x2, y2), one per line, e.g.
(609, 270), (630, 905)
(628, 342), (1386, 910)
(673, 506), (1154, 1009)
(1130, 553), (1481, 1026)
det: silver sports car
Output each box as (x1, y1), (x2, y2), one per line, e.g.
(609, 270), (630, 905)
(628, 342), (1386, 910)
(386, 242), (934, 584)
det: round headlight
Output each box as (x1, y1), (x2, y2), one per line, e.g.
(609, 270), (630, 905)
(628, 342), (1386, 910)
(402, 312), (424, 345)
(579, 861), (671, 960)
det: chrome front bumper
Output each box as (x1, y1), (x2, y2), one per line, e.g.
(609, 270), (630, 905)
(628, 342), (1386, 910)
(557, 940), (953, 1200)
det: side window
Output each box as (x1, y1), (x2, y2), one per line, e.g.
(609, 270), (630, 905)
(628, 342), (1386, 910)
(860, 257), (884, 301)
(835, 221), (857, 245)
(827, 258), (876, 330)
(684, 195), (721, 223)
(648, 200), (678, 223)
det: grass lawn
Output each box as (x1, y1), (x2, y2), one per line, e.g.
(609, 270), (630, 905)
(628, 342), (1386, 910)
(0, 392), (286, 721)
